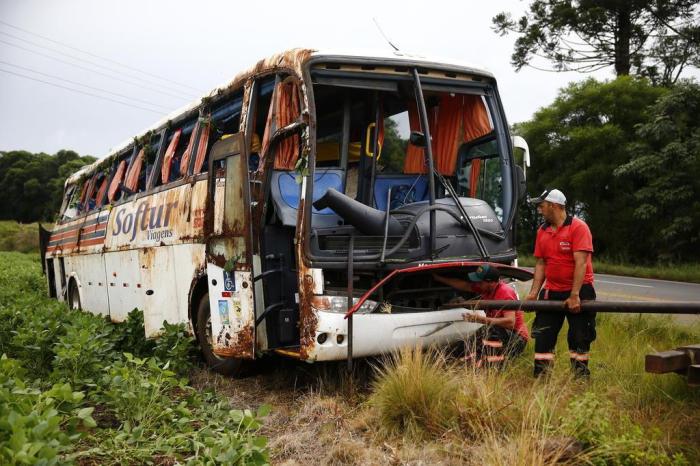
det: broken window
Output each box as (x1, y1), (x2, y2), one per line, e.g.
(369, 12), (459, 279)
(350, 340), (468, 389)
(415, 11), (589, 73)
(457, 137), (503, 221)
(200, 90), (244, 175)
(107, 152), (128, 203)
(59, 184), (80, 222)
(154, 117), (198, 187)
(312, 78), (500, 212)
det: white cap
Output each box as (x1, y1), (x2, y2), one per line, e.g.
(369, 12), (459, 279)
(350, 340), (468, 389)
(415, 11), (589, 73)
(530, 188), (566, 205)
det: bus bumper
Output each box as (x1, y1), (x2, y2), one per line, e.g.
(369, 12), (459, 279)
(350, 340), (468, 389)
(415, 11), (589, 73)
(304, 309), (482, 361)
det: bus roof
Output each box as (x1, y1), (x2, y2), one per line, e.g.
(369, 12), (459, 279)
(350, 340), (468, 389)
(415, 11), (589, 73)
(67, 48), (494, 186)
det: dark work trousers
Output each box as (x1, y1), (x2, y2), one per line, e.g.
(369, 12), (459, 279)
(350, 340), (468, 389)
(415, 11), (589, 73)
(532, 284), (596, 377)
(465, 325), (527, 369)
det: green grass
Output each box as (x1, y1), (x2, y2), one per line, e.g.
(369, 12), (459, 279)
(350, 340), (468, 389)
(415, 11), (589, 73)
(0, 251), (270, 465)
(517, 254), (700, 283)
(0, 220), (47, 253)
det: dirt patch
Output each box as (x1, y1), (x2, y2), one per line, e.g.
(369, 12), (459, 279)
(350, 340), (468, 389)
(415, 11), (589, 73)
(189, 357), (464, 465)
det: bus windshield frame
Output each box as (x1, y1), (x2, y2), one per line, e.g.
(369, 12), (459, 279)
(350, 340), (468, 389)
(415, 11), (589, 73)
(302, 59), (518, 268)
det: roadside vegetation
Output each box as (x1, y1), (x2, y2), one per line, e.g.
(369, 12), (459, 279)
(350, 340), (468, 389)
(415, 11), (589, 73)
(0, 252), (269, 465)
(0, 221), (44, 254)
(518, 254), (700, 284)
(2, 252), (699, 464)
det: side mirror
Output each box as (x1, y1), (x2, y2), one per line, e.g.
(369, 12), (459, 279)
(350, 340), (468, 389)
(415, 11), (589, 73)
(515, 165), (527, 201)
(409, 131), (427, 147)
(511, 135), (530, 180)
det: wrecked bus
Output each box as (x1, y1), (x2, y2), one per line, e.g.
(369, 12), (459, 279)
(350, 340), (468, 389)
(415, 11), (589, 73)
(41, 49), (532, 375)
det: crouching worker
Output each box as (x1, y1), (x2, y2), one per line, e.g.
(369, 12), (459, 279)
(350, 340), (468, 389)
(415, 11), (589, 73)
(433, 265), (530, 368)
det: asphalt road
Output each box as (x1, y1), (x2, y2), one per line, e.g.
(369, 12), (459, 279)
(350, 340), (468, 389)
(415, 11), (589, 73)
(513, 272), (700, 325)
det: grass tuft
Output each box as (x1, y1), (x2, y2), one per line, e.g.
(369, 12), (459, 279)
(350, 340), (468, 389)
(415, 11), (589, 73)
(370, 345), (461, 439)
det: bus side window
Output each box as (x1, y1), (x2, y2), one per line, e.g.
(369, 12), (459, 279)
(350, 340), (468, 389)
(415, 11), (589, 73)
(141, 132), (162, 192)
(267, 77), (301, 171)
(61, 183), (81, 221)
(152, 118), (198, 187)
(202, 90), (244, 175)
(107, 156), (128, 204)
(250, 76), (277, 173)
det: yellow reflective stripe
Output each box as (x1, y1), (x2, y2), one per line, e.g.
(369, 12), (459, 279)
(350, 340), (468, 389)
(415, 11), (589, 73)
(486, 355), (505, 362)
(482, 339), (503, 348)
(534, 352), (555, 361)
(569, 351), (579, 359)
(576, 353), (589, 361)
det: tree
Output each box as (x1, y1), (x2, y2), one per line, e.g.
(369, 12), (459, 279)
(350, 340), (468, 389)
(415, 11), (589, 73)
(0, 150), (95, 223)
(493, 0), (700, 85)
(614, 80), (700, 261)
(515, 76), (667, 260)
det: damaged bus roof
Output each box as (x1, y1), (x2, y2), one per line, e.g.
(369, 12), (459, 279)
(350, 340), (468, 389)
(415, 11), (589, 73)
(66, 48), (494, 186)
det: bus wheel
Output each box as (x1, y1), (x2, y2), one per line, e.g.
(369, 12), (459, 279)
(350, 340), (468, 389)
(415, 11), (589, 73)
(196, 293), (244, 376)
(68, 279), (81, 310)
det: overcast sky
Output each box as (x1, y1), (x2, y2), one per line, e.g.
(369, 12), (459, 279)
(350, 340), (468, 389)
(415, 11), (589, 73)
(0, 0), (695, 158)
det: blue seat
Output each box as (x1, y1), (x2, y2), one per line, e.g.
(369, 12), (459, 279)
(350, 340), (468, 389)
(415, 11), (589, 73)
(373, 174), (429, 211)
(270, 169), (345, 227)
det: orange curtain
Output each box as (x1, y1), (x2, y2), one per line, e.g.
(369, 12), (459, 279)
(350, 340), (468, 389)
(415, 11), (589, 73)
(161, 129), (182, 184)
(95, 175), (108, 208)
(78, 180), (90, 205)
(83, 175), (97, 205)
(193, 119), (211, 175)
(433, 95), (463, 174)
(107, 160), (127, 203)
(180, 120), (201, 176)
(273, 80), (301, 170)
(124, 148), (144, 192)
(469, 159), (482, 198)
(462, 95), (492, 142)
(403, 95), (492, 175)
(403, 101), (435, 174)
(259, 93), (275, 166)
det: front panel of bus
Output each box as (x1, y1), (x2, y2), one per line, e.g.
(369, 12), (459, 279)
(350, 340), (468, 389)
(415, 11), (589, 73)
(291, 58), (523, 360)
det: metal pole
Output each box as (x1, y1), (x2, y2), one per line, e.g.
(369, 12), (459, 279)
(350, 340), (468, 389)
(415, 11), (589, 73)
(347, 236), (354, 372)
(412, 68), (436, 257)
(442, 300), (700, 314)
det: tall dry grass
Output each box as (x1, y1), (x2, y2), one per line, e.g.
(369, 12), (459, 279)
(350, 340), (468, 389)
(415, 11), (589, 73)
(368, 314), (700, 464)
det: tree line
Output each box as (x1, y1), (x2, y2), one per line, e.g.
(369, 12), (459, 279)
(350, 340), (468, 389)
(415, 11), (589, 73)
(0, 150), (96, 223)
(515, 77), (700, 263)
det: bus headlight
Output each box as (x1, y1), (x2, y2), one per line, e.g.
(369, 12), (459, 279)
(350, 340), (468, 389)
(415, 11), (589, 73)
(311, 296), (378, 314)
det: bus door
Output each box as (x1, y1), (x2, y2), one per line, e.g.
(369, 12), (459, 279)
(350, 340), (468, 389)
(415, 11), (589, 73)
(205, 133), (256, 359)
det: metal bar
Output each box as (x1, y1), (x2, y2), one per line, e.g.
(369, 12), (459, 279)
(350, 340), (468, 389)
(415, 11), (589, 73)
(340, 93), (351, 188)
(368, 91), (380, 206)
(411, 68), (436, 257)
(442, 300), (700, 314)
(347, 236), (354, 373)
(379, 187), (392, 263)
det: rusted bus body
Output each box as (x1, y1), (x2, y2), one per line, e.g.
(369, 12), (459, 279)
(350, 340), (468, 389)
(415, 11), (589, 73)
(44, 49), (531, 374)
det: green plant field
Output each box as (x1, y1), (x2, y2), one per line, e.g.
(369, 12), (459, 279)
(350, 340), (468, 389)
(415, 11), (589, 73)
(517, 254), (700, 284)
(0, 252), (269, 465)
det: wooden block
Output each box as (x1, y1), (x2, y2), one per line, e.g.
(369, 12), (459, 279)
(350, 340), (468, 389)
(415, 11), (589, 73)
(676, 344), (700, 363)
(687, 365), (700, 387)
(645, 350), (691, 374)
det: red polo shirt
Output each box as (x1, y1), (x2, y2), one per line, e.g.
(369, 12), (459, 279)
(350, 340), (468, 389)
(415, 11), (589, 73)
(482, 282), (530, 341)
(534, 216), (594, 292)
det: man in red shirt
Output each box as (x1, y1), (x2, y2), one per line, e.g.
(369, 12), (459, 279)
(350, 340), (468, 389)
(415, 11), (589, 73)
(434, 265), (530, 368)
(526, 188), (596, 378)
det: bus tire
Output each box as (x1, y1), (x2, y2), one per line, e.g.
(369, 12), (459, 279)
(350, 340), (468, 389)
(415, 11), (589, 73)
(67, 278), (81, 310)
(196, 293), (244, 376)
